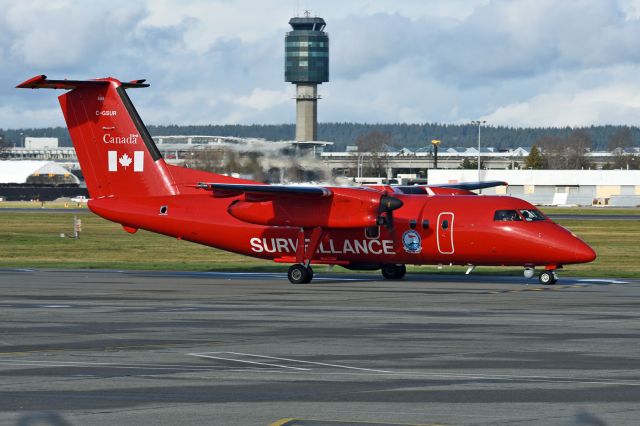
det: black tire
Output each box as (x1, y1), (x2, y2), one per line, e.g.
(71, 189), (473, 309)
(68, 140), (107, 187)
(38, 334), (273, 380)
(288, 264), (312, 284)
(539, 270), (555, 285)
(381, 264), (406, 280)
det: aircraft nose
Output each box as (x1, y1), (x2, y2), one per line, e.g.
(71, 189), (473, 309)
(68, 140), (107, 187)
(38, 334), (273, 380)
(574, 240), (596, 263)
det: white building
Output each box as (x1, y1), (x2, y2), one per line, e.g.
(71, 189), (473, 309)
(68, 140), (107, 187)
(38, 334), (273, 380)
(24, 137), (59, 149)
(429, 169), (640, 207)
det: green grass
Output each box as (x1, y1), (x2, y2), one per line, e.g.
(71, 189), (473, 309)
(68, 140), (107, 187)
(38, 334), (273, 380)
(0, 211), (271, 271)
(0, 211), (638, 278)
(0, 200), (88, 209)
(540, 206), (640, 216)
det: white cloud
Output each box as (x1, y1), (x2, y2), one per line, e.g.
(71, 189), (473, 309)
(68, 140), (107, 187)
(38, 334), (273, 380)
(233, 88), (292, 111)
(3, 0), (640, 129)
(5, 1), (147, 68)
(483, 84), (640, 127)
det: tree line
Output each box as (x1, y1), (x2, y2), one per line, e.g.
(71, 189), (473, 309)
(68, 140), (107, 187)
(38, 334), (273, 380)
(523, 128), (639, 170)
(2, 123), (640, 152)
(351, 128), (640, 172)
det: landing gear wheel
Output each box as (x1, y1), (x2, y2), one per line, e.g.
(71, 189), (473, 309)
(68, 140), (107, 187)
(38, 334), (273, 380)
(307, 266), (314, 281)
(539, 270), (557, 285)
(288, 264), (313, 284)
(381, 264), (406, 280)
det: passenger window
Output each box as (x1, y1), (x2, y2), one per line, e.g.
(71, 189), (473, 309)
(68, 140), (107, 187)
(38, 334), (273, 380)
(519, 209), (546, 221)
(494, 210), (523, 221)
(441, 220), (449, 230)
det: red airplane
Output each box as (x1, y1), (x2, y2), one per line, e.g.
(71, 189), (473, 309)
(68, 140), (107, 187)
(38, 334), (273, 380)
(17, 75), (596, 285)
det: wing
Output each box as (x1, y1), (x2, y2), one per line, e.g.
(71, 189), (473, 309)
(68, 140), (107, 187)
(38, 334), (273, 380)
(427, 180), (509, 191)
(196, 183), (332, 199)
(430, 180), (508, 191)
(391, 180), (508, 196)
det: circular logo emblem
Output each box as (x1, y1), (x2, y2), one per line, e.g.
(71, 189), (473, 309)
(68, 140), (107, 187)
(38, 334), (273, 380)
(402, 230), (422, 253)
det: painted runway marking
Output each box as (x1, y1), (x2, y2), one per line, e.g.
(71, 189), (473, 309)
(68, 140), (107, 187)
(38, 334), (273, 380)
(0, 358), (273, 373)
(190, 353), (640, 386)
(1, 357), (639, 387)
(190, 352), (393, 373)
(577, 278), (630, 284)
(189, 353), (311, 371)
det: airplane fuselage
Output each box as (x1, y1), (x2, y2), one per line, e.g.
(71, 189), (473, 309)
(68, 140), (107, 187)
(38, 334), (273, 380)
(88, 192), (595, 268)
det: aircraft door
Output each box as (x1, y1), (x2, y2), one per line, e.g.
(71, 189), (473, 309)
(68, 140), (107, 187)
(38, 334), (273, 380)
(437, 212), (455, 254)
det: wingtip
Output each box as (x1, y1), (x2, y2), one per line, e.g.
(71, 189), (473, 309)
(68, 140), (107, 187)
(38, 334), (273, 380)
(16, 74), (47, 89)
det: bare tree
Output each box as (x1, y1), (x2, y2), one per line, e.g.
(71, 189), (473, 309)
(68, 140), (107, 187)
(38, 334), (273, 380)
(609, 151), (640, 170)
(564, 130), (593, 169)
(355, 130), (393, 177)
(0, 132), (7, 158)
(536, 135), (564, 169)
(536, 131), (593, 169)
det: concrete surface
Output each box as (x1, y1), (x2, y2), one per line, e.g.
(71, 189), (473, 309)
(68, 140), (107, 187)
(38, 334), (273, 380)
(0, 269), (638, 425)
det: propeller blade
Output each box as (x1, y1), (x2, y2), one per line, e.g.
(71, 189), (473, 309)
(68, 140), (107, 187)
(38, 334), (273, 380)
(378, 195), (403, 229)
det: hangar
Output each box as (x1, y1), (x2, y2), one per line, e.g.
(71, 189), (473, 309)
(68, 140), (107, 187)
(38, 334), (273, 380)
(429, 169), (640, 206)
(0, 160), (85, 201)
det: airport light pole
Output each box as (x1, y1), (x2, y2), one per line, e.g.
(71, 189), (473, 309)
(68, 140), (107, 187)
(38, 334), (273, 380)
(431, 139), (441, 169)
(357, 154), (364, 179)
(471, 120), (486, 184)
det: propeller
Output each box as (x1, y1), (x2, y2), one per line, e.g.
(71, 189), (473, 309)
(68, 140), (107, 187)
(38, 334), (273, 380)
(377, 195), (403, 229)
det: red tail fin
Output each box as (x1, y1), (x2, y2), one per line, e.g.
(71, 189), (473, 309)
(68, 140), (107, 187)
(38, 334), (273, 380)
(17, 75), (177, 198)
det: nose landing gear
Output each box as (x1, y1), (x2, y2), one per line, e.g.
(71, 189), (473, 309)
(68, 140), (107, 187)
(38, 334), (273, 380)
(524, 266), (558, 285)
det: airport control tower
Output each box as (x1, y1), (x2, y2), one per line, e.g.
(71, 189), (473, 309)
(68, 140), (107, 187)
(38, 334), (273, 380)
(285, 13), (329, 141)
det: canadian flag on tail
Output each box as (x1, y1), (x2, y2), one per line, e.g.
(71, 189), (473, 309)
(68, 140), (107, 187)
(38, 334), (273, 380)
(108, 151), (144, 172)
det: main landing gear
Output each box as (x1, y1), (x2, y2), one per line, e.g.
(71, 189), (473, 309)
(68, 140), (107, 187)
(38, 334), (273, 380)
(287, 227), (324, 284)
(288, 264), (314, 284)
(381, 264), (406, 280)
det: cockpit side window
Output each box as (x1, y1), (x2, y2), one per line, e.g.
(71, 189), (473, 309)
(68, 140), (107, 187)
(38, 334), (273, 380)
(494, 209), (523, 221)
(519, 209), (547, 221)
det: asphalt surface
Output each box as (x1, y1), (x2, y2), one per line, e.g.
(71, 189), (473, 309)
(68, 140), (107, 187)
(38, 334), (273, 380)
(0, 269), (639, 426)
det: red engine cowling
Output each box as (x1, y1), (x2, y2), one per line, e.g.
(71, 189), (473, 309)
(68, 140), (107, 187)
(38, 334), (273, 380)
(228, 187), (386, 228)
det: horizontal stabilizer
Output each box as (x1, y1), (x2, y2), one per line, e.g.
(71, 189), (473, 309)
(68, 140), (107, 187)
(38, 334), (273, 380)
(197, 183), (332, 199)
(16, 75), (149, 90)
(432, 180), (508, 191)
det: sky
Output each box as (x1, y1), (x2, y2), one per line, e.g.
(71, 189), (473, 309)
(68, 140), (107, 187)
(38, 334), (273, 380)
(3, 0), (640, 129)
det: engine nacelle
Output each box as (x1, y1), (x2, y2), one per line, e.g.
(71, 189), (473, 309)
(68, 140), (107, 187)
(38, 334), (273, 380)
(228, 187), (398, 228)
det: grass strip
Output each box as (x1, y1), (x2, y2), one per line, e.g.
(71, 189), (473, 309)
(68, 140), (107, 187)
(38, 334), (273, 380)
(0, 211), (638, 278)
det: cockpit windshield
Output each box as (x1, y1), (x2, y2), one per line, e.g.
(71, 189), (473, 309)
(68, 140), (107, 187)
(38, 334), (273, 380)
(519, 209), (547, 221)
(494, 210), (522, 221)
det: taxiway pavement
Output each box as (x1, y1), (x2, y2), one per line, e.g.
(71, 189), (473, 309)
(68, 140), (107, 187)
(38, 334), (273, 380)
(0, 269), (639, 425)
